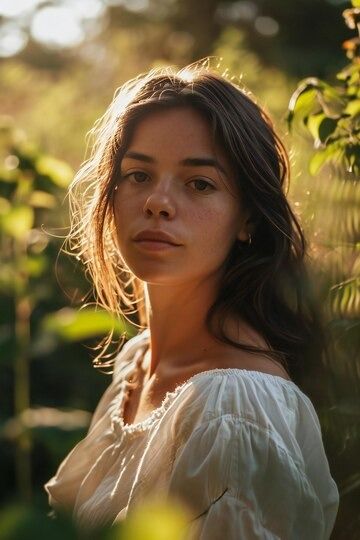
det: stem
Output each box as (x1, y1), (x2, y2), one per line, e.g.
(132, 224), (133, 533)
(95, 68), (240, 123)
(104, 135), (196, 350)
(14, 238), (32, 503)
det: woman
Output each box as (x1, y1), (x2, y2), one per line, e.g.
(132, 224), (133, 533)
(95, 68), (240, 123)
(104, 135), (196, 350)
(45, 62), (339, 538)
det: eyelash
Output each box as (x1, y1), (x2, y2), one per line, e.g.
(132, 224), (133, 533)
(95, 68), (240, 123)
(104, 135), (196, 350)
(122, 171), (216, 193)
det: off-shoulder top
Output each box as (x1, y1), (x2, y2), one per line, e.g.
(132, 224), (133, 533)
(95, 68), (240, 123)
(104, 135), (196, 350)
(44, 329), (339, 539)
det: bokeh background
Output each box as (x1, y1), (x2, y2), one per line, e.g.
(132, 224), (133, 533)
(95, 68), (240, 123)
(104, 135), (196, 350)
(0, 0), (359, 538)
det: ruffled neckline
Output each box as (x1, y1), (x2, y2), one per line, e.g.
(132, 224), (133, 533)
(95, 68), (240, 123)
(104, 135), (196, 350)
(110, 330), (299, 438)
(110, 343), (191, 438)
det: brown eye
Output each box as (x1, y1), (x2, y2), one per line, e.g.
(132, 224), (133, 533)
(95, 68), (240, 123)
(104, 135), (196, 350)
(189, 179), (215, 192)
(130, 171), (149, 183)
(120, 171), (149, 183)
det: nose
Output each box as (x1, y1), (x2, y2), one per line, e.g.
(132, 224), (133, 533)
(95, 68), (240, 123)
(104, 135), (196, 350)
(143, 185), (176, 219)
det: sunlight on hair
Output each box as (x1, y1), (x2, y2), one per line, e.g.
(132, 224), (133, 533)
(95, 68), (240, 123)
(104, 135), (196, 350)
(63, 57), (300, 366)
(177, 68), (195, 83)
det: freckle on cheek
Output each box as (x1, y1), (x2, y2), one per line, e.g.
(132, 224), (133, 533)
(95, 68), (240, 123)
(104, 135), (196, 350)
(195, 208), (219, 222)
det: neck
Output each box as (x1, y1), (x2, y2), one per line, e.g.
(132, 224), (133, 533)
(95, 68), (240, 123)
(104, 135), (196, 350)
(143, 273), (224, 379)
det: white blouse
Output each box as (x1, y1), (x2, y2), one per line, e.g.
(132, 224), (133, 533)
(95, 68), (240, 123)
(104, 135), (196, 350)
(45, 329), (339, 539)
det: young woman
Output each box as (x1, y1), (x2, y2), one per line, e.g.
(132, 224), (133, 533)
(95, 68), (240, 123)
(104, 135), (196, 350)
(45, 62), (339, 538)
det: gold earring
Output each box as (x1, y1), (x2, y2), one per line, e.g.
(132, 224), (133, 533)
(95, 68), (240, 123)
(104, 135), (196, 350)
(237, 233), (252, 248)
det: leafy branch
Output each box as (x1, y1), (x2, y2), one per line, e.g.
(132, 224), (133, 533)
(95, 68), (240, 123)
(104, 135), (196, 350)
(287, 0), (360, 178)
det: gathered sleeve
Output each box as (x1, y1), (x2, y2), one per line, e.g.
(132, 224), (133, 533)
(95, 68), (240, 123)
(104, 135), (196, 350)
(167, 413), (338, 540)
(44, 334), (148, 515)
(44, 375), (122, 512)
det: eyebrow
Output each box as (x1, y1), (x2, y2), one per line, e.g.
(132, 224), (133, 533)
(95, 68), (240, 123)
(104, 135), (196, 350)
(123, 151), (228, 177)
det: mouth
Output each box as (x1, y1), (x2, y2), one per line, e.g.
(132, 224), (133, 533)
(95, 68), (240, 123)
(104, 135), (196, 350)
(133, 229), (181, 246)
(133, 239), (180, 251)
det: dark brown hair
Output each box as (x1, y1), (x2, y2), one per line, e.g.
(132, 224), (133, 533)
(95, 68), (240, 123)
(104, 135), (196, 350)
(66, 61), (328, 385)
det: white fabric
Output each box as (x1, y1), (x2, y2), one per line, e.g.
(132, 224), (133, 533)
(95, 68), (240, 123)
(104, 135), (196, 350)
(45, 329), (339, 538)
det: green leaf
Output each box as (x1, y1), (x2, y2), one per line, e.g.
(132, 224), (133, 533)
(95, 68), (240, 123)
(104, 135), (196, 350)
(308, 144), (344, 175)
(306, 113), (338, 143)
(122, 499), (191, 540)
(288, 86), (321, 128)
(41, 307), (134, 341)
(347, 84), (360, 97)
(35, 156), (73, 188)
(344, 99), (360, 116)
(320, 91), (346, 118)
(0, 197), (11, 214)
(344, 143), (360, 173)
(24, 254), (47, 277)
(28, 190), (56, 208)
(331, 277), (360, 318)
(0, 205), (34, 240)
(337, 63), (360, 85)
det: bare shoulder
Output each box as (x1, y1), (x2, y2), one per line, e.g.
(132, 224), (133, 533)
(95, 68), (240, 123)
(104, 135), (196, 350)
(208, 349), (292, 381)
(208, 318), (292, 381)
(244, 356), (292, 381)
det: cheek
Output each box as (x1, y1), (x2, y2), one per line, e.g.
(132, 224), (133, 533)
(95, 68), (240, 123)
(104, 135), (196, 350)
(191, 206), (238, 256)
(112, 204), (130, 252)
(112, 192), (134, 230)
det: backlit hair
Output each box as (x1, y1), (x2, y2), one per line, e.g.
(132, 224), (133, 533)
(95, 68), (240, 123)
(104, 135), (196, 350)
(65, 59), (328, 385)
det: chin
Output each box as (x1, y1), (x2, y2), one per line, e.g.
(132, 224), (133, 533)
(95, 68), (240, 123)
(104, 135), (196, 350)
(130, 266), (194, 286)
(123, 262), (178, 283)
(134, 273), (182, 285)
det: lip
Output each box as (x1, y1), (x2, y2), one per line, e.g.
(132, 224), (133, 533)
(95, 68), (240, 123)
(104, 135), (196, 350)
(133, 229), (182, 246)
(133, 240), (179, 251)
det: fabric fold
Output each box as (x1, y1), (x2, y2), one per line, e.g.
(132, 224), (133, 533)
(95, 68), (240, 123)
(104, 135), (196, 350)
(44, 330), (339, 538)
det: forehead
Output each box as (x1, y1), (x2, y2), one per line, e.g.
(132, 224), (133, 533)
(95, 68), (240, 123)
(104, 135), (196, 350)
(124, 106), (237, 185)
(126, 106), (220, 154)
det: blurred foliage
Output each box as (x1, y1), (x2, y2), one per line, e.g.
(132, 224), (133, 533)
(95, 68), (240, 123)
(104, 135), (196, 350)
(287, 3), (360, 178)
(0, 116), (74, 503)
(0, 0), (350, 77)
(287, 3), (360, 538)
(0, 497), (191, 540)
(0, 0), (359, 539)
(0, 0), (352, 167)
(0, 119), (133, 508)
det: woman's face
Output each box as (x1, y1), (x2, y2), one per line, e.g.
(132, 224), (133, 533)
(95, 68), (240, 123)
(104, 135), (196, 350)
(112, 106), (250, 285)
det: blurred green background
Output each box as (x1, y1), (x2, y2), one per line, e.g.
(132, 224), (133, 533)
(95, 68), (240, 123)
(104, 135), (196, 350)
(0, 0), (359, 538)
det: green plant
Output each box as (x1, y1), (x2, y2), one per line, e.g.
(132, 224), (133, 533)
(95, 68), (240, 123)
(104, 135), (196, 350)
(0, 118), (73, 502)
(286, 3), (360, 537)
(287, 1), (360, 178)
(0, 119), (133, 503)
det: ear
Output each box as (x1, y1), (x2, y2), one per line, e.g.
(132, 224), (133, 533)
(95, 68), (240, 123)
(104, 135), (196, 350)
(236, 212), (255, 243)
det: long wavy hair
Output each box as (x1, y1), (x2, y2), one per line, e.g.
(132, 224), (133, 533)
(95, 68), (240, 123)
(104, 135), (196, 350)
(65, 60), (328, 386)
